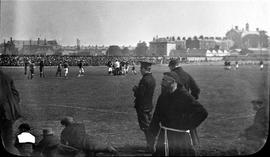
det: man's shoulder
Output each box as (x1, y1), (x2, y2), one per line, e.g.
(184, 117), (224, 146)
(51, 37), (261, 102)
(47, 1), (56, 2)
(142, 73), (156, 84)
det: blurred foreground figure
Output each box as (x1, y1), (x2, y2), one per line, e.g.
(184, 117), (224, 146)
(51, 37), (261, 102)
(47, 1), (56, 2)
(168, 59), (201, 146)
(238, 99), (268, 154)
(14, 123), (35, 156)
(33, 128), (79, 157)
(149, 72), (208, 156)
(0, 69), (22, 155)
(60, 117), (117, 157)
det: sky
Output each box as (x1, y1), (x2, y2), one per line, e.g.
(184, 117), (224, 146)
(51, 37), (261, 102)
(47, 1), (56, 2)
(0, 0), (269, 46)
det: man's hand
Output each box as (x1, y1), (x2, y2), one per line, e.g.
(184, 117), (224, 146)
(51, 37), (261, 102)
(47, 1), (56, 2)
(132, 86), (138, 92)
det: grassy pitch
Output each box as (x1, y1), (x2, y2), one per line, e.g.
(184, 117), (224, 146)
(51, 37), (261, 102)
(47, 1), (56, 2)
(2, 63), (269, 155)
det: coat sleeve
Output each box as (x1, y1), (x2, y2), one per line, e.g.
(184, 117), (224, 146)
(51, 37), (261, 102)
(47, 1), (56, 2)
(60, 131), (68, 145)
(188, 75), (200, 99)
(185, 94), (208, 129)
(148, 96), (163, 147)
(10, 79), (20, 104)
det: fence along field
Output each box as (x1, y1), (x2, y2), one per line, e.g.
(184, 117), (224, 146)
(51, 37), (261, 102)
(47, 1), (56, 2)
(3, 63), (269, 155)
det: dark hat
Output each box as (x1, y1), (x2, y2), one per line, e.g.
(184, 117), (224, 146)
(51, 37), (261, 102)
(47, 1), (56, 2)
(43, 128), (54, 135)
(60, 116), (74, 126)
(168, 59), (180, 67)
(18, 123), (31, 131)
(140, 61), (152, 68)
(163, 71), (181, 85)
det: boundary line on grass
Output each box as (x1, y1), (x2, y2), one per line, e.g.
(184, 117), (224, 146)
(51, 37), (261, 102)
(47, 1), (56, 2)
(47, 104), (134, 115)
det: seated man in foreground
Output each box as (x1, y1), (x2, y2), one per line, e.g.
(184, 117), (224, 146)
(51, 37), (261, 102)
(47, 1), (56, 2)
(32, 128), (79, 157)
(60, 116), (117, 157)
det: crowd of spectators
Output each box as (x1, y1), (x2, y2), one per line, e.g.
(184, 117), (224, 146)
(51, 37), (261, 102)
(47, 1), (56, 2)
(0, 55), (165, 66)
(0, 55), (267, 66)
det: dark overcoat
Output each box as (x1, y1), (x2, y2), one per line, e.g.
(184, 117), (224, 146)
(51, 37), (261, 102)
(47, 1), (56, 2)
(134, 73), (156, 111)
(172, 67), (200, 99)
(149, 88), (208, 156)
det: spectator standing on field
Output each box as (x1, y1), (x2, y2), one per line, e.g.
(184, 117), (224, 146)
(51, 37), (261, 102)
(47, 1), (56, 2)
(168, 59), (201, 146)
(149, 72), (208, 156)
(132, 61), (156, 151)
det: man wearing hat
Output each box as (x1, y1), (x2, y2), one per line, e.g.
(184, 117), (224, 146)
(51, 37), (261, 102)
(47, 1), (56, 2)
(32, 128), (59, 156)
(148, 72), (208, 156)
(60, 116), (117, 156)
(33, 128), (79, 157)
(168, 58), (201, 146)
(132, 61), (156, 151)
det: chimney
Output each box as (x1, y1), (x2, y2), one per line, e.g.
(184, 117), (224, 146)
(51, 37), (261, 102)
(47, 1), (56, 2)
(10, 37), (13, 42)
(256, 28), (259, 31)
(38, 38), (40, 45)
(235, 26), (238, 30)
(44, 38), (46, 45)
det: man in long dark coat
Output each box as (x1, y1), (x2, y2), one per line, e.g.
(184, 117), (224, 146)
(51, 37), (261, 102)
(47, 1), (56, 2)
(132, 61), (156, 150)
(0, 69), (23, 154)
(60, 117), (117, 157)
(168, 59), (201, 146)
(149, 72), (208, 156)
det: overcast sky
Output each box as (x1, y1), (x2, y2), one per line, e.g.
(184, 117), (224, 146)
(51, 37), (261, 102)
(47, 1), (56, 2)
(0, 0), (269, 46)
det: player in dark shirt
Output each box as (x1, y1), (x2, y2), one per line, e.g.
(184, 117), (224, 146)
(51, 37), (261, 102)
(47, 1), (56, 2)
(28, 61), (35, 79)
(56, 63), (62, 77)
(39, 60), (45, 78)
(77, 60), (84, 77)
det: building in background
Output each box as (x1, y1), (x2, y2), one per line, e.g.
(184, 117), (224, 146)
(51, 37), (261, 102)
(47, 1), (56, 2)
(226, 23), (269, 49)
(149, 37), (176, 56)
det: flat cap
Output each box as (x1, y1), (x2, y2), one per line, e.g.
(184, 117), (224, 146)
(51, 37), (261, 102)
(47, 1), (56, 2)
(163, 71), (181, 85)
(140, 61), (153, 68)
(60, 116), (74, 126)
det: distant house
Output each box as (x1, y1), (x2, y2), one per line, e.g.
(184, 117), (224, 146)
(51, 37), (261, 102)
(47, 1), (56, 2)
(149, 38), (176, 56)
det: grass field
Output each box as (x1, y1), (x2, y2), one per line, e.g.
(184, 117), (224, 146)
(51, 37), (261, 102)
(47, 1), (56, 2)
(2, 63), (269, 156)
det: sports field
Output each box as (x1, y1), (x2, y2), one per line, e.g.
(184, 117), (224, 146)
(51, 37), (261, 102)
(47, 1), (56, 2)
(2, 63), (269, 155)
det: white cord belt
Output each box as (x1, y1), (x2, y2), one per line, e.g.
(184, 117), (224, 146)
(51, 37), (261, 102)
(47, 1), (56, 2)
(155, 122), (193, 156)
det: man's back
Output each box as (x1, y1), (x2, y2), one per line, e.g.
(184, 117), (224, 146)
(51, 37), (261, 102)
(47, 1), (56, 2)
(172, 67), (200, 99)
(61, 123), (86, 149)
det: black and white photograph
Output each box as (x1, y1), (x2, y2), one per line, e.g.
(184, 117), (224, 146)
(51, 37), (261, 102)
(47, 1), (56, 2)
(0, 0), (269, 156)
